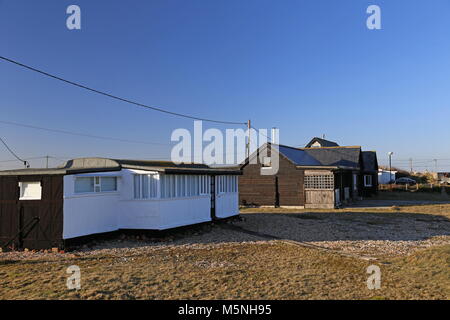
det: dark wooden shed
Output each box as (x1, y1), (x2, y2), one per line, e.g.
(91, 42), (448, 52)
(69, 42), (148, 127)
(0, 174), (64, 250)
(239, 142), (378, 209)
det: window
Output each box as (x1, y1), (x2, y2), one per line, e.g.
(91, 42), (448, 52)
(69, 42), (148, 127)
(364, 175), (373, 187)
(305, 175), (334, 190)
(134, 174), (158, 199)
(75, 177), (94, 193)
(75, 176), (118, 194)
(19, 182), (42, 200)
(158, 175), (210, 199)
(101, 177), (117, 192)
(217, 176), (238, 193)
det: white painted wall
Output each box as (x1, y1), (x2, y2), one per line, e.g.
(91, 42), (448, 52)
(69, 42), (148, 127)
(63, 173), (121, 239)
(63, 169), (239, 239)
(216, 192), (239, 218)
(378, 170), (397, 184)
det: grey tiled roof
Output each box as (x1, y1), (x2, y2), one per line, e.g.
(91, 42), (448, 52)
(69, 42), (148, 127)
(302, 147), (361, 168)
(277, 145), (323, 166)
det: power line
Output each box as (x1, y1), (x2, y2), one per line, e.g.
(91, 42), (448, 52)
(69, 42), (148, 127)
(0, 55), (247, 126)
(0, 136), (29, 167)
(0, 120), (172, 146)
(251, 125), (273, 142)
(0, 156), (51, 163)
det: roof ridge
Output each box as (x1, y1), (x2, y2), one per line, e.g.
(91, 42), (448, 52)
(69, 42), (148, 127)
(301, 146), (361, 150)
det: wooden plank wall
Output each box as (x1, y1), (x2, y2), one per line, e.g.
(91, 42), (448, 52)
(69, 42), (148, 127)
(239, 155), (305, 207)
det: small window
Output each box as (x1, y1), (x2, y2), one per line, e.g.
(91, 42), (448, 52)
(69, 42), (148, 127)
(75, 177), (95, 193)
(101, 177), (117, 192)
(19, 181), (42, 200)
(364, 175), (373, 187)
(75, 176), (117, 194)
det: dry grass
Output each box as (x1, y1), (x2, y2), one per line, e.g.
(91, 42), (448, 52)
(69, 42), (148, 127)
(1, 203), (449, 300)
(240, 203), (450, 217)
(0, 241), (448, 300)
(374, 190), (450, 201)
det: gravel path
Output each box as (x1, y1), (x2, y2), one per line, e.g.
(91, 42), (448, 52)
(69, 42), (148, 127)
(231, 211), (450, 257)
(1, 209), (449, 260)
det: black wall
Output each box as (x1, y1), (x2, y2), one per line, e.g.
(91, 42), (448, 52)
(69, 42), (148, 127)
(0, 175), (64, 250)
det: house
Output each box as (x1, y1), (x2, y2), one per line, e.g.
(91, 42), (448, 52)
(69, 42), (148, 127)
(437, 172), (450, 184)
(378, 169), (397, 184)
(361, 151), (379, 194)
(239, 139), (378, 209)
(305, 137), (339, 148)
(0, 158), (241, 250)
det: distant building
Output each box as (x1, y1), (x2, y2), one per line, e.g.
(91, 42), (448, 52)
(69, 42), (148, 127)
(378, 169), (397, 184)
(437, 172), (450, 184)
(239, 138), (379, 209)
(305, 137), (339, 148)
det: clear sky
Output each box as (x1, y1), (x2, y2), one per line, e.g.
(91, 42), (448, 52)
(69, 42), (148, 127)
(1, 0), (450, 171)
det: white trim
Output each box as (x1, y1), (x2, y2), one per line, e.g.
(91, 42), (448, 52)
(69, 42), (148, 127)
(364, 175), (373, 187)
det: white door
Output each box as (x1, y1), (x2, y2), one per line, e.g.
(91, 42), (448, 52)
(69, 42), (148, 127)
(215, 176), (239, 219)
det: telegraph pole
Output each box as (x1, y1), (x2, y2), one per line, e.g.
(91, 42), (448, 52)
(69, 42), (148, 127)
(409, 158), (413, 173)
(46, 155), (49, 169)
(388, 152), (394, 188)
(246, 120), (251, 159)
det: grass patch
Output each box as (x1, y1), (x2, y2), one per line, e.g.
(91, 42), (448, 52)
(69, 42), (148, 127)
(374, 191), (450, 201)
(0, 242), (448, 300)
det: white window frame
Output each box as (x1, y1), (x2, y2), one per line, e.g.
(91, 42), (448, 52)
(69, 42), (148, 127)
(364, 175), (373, 187)
(217, 175), (238, 194)
(74, 176), (118, 194)
(134, 174), (158, 199)
(19, 181), (42, 200)
(159, 174), (211, 199)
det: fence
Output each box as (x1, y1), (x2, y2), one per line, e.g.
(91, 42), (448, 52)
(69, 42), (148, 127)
(379, 183), (450, 193)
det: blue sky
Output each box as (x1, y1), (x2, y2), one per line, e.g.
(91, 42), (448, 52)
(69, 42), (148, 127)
(1, 0), (450, 171)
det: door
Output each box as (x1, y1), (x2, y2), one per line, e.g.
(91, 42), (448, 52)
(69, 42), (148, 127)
(18, 202), (41, 249)
(214, 175), (239, 218)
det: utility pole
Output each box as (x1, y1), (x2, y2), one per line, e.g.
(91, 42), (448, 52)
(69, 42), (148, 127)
(388, 152), (394, 188)
(46, 155), (49, 169)
(246, 120), (251, 159)
(409, 158), (413, 173)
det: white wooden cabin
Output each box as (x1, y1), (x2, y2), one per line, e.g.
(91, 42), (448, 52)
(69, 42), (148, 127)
(0, 157), (241, 249)
(62, 158), (241, 240)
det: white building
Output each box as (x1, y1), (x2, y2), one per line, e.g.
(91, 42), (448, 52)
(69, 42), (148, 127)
(378, 168), (397, 184)
(0, 158), (241, 249)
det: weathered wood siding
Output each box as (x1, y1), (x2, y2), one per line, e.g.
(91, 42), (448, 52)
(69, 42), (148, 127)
(239, 154), (304, 207)
(0, 175), (64, 250)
